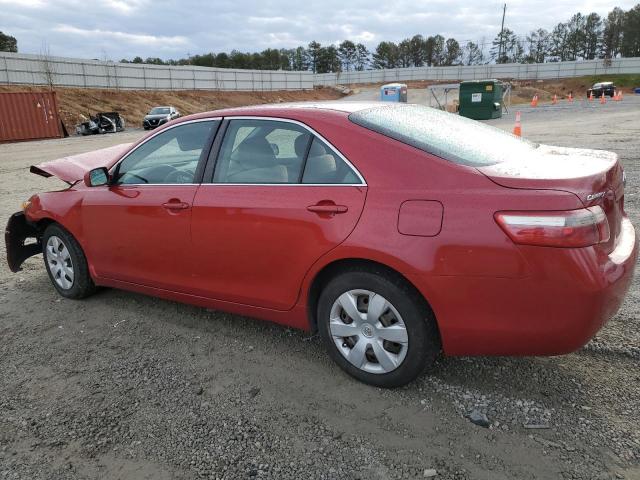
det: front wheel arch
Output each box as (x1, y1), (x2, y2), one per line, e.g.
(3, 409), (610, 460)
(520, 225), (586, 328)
(41, 222), (96, 299)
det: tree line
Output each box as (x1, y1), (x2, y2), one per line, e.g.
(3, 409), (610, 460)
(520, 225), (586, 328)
(119, 4), (639, 72)
(1, 3), (638, 72)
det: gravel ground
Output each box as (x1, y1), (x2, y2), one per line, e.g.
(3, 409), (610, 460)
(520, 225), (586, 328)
(1, 97), (640, 480)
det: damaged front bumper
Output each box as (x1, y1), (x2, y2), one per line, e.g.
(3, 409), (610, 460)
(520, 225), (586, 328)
(5, 212), (41, 272)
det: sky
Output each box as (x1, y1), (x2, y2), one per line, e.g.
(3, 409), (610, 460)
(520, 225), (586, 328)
(0, 0), (637, 61)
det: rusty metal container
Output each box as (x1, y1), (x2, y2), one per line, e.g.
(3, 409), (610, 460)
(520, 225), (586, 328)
(0, 91), (63, 142)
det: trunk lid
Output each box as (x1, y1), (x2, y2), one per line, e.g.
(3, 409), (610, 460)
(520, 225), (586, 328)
(30, 143), (132, 184)
(478, 144), (625, 253)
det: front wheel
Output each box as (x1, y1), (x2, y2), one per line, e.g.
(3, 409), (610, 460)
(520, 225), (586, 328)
(43, 224), (96, 299)
(318, 269), (440, 388)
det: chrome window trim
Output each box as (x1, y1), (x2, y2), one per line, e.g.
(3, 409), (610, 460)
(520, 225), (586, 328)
(109, 117), (221, 178)
(213, 115), (367, 186)
(109, 115), (367, 187)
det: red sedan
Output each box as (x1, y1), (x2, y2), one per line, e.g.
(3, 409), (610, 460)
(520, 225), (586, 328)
(6, 102), (637, 387)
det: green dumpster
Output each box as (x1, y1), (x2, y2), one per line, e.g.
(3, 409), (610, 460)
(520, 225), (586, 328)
(458, 80), (503, 120)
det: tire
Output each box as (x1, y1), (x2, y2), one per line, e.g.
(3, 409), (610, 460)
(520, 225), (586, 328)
(317, 267), (440, 388)
(42, 224), (96, 299)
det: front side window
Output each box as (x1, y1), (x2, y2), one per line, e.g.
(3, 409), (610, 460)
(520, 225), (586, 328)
(214, 119), (311, 184)
(115, 121), (217, 184)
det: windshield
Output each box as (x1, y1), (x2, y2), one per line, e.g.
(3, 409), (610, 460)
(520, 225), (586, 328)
(150, 107), (170, 115)
(348, 104), (539, 167)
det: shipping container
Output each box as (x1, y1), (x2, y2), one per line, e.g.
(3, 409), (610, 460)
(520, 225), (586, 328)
(0, 91), (63, 142)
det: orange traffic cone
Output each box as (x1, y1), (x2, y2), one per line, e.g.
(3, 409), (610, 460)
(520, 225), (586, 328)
(589, 91), (594, 101)
(568, 92), (574, 102)
(600, 93), (606, 104)
(614, 90), (620, 101)
(552, 94), (558, 105)
(530, 95), (537, 107)
(513, 111), (522, 137)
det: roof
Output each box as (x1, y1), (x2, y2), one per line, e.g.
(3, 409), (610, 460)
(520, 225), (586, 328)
(180, 100), (389, 121)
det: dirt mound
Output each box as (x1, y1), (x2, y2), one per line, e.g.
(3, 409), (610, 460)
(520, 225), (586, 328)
(0, 85), (344, 131)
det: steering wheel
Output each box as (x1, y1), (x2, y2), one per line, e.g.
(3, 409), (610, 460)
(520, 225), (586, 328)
(164, 168), (193, 184)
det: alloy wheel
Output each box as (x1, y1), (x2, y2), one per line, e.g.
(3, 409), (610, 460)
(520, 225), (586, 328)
(329, 289), (409, 374)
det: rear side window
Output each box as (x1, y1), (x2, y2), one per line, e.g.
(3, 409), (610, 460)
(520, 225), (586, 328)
(348, 104), (539, 167)
(213, 119), (311, 184)
(212, 119), (364, 185)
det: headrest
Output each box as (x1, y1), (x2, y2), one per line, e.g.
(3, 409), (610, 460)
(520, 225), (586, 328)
(294, 134), (310, 158)
(235, 137), (275, 167)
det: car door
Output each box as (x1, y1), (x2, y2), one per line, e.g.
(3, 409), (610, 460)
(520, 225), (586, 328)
(190, 117), (367, 311)
(82, 119), (219, 290)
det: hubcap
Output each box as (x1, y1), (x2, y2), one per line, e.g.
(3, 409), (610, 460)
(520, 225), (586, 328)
(329, 289), (408, 374)
(45, 236), (74, 290)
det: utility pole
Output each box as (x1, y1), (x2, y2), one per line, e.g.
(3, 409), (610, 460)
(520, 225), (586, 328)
(498, 3), (506, 63)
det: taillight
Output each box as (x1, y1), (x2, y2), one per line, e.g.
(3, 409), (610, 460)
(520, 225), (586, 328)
(495, 207), (610, 248)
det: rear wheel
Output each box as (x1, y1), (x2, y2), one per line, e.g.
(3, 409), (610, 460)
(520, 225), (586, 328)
(318, 268), (440, 388)
(43, 224), (96, 299)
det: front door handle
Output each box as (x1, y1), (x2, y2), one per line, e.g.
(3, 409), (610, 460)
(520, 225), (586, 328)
(307, 203), (348, 214)
(162, 200), (190, 210)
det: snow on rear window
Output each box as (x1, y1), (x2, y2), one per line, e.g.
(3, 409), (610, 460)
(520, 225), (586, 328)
(348, 104), (539, 167)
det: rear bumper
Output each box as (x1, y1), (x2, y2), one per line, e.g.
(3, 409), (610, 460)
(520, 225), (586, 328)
(5, 212), (41, 272)
(409, 217), (638, 356)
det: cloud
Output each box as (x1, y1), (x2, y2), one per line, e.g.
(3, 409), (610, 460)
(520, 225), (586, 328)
(53, 24), (190, 49)
(0, 0), (45, 7)
(1, 0), (638, 61)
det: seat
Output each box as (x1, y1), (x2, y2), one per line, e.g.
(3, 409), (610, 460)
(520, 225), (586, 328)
(294, 134), (309, 158)
(302, 139), (338, 183)
(304, 154), (337, 183)
(227, 165), (288, 183)
(226, 136), (288, 183)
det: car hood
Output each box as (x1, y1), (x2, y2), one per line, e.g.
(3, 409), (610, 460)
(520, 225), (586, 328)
(30, 143), (132, 184)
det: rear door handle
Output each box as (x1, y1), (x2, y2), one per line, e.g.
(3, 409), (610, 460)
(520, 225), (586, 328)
(162, 200), (190, 210)
(307, 204), (348, 214)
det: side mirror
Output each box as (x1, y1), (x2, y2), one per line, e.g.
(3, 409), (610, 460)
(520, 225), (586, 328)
(84, 167), (109, 187)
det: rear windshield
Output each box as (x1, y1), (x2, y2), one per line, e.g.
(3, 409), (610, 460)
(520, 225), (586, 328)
(348, 104), (539, 167)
